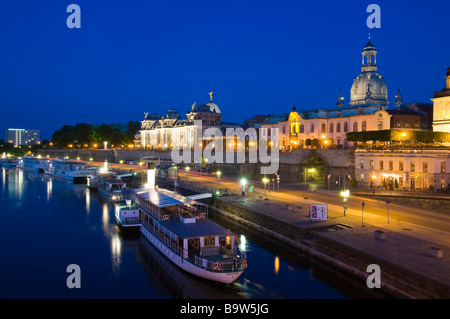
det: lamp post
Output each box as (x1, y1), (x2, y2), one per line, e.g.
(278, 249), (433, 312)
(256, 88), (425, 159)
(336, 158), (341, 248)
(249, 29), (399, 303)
(185, 166), (190, 181)
(240, 178), (247, 196)
(216, 170), (221, 184)
(340, 189), (349, 216)
(263, 177), (269, 196)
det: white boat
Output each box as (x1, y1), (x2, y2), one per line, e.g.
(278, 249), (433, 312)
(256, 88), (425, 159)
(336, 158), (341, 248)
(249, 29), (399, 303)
(45, 159), (94, 183)
(0, 158), (17, 167)
(88, 172), (127, 201)
(17, 156), (49, 172)
(115, 188), (247, 284)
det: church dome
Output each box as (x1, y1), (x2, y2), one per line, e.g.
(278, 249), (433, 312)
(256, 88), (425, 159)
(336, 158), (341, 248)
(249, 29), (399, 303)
(350, 71), (388, 106)
(349, 38), (388, 108)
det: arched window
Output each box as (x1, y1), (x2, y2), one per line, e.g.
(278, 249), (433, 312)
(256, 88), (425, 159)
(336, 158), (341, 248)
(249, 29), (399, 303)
(299, 124), (304, 133)
(311, 124), (315, 133)
(329, 123), (334, 133)
(396, 120), (402, 128)
(344, 122), (348, 132)
(378, 121), (383, 130)
(353, 122), (358, 132)
(414, 121), (420, 128)
(337, 123), (341, 132)
(404, 121), (410, 128)
(321, 123), (326, 133)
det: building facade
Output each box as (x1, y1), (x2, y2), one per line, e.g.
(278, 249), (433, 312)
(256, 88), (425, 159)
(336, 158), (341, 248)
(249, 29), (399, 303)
(137, 94), (239, 150)
(355, 151), (450, 191)
(261, 38), (431, 150)
(4, 128), (40, 147)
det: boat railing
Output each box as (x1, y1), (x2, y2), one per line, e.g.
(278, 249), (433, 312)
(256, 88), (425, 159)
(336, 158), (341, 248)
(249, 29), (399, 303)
(192, 248), (247, 273)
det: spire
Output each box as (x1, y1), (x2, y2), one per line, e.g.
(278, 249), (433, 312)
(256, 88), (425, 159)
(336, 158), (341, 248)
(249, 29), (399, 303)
(336, 89), (344, 107)
(395, 87), (403, 109)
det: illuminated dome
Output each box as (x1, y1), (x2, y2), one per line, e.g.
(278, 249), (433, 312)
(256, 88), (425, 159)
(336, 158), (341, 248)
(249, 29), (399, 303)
(349, 37), (388, 108)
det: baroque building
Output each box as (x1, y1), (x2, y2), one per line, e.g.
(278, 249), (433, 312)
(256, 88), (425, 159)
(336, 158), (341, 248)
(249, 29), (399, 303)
(137, 93), (228, 149)
(261, 38), (431, 150)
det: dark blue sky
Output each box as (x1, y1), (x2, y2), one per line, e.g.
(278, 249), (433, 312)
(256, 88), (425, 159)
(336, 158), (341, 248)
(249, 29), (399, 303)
(1, 0), (449, 140)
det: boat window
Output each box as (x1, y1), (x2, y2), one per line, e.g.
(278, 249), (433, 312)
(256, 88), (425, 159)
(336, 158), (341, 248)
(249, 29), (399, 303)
(204, 236), (215, 247)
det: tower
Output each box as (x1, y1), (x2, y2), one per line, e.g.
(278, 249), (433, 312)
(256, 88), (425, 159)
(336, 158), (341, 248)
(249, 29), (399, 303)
(349, 36), (388, 108)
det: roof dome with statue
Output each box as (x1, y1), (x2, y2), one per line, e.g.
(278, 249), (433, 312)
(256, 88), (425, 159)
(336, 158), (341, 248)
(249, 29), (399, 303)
(196, 92), (221, 113)
(349, 36), (388, 109)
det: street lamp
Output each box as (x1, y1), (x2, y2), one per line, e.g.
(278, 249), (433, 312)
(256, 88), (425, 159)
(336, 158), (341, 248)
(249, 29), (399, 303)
(263, 177), (269, 196)
(216, 170), (221, 184)
(340, 189), (349, 216)
(240, 178), (247, 196)
(185, 166), (190, 181)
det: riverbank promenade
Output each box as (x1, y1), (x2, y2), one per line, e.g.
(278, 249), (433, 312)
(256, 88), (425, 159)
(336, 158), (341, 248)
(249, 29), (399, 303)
(172, 171), (450, 299)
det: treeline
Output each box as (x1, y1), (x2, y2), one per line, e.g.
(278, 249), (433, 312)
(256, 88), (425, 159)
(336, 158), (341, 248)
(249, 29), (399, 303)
(51, 122), (141, 148)
(346, 129), (450, 143)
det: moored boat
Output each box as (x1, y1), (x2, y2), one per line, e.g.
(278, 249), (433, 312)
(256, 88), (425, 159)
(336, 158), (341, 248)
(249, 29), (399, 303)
(0, 158), (17, 167)
(88, 172), (128, 201)
(45, 159), (94, 183)
(115, 188), (247, 284)
(17, 156), (49, 173)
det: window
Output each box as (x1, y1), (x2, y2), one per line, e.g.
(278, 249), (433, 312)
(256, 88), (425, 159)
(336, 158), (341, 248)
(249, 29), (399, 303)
(389, 161), (393, 171)
(282, 126), (286, 134)
(404, 121), (410, 128)
(362, 121), (367, 132)
(370, 160), (374, 169)
(337, 123), (341, 132)
(441, 162), (446, 173)
(360, 160), (364, 169)
(380, 160), (384, 170)
(344, 122), (348, 132)
(299, 124), (304, 133)
(204, 236), (216, 247)
(311, 124), (315, 133)
(321, 123), (326, 133)
(396, 120), (402, 128)
(423, 122), (428, 129)
(411, 161), (416, 172)
(399, 161), (404, 171)
(423, 162), (428, 173)
(353, 122), (358, 132)
(329, 123), (334, 133)
(378, 121), (383, 130)
(414, 121), (420, 128)
(399, 177), (403, 187)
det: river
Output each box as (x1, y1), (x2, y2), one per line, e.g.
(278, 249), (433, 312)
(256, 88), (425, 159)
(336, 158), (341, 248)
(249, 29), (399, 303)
(0, 167), (390, 299)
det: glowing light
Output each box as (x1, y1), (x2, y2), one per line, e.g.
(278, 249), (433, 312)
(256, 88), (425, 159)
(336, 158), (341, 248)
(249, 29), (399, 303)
(240, 178), (247, 186)
(274, 256), (280, 275)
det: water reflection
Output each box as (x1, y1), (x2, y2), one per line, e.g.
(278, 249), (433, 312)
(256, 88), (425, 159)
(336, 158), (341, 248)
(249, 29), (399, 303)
(274, 256), (280, 275)
(46, 179), (52, 202)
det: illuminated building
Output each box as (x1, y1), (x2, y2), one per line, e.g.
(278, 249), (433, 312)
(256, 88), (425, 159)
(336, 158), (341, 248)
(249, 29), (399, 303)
(4, 128), (40, 147)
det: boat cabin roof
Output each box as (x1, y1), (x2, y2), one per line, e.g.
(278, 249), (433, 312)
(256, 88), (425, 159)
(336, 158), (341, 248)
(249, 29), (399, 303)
(135, 188), (208, 208)
(163, 219), (234, 239)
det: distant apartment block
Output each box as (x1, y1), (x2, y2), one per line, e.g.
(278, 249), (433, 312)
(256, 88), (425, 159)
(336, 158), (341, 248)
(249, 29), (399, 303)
(4, 128), (40, 147)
